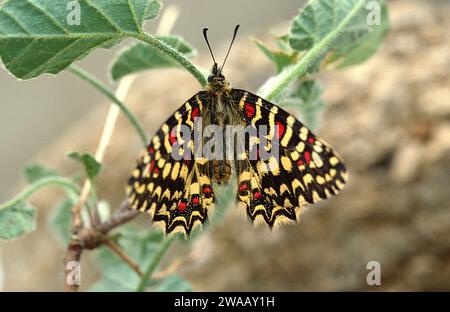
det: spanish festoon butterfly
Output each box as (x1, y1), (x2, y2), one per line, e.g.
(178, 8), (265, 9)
(127, 26), (348, 236)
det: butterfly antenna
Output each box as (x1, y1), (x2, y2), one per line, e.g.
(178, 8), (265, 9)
(219, 24), (240, 74)
(203, 28), (217, 65)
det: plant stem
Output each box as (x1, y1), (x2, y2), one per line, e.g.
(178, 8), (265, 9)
(132, 32), (208, 87)
(136, 235), (177, 292)
(260, 0), (366, 101)
(68, 65), (148, 146)
(103, 237), (143, 277)
(0, 177), (79, 211)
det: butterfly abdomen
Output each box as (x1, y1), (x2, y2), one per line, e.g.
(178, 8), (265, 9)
(212, 160), (232, 185)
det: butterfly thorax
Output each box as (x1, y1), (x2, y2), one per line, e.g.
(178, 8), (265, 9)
(203, 65), (243, 185)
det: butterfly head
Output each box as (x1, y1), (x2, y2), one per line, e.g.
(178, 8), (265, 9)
(203, 25), (239, 94)
(206, 63), (230, 94)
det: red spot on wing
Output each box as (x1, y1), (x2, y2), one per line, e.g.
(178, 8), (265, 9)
(308, 137), (315, 144)
(149, 160), (156, 172)
(169, 128), (177, 145)
(304, 151), (311, 164)
(244, 102), (255, 118)
(191, 197), (199, 205)
(191, 107), (200, 119)
(148, 146), (155, 155)
(275, 120), (286, 140)
(239, 184), (248, 192)
(254, 191), (262, 199)
(297, 151), (312, 166)
(203, 186), (212, 194)
(178, 201), (187, 211)
(203, 186), (213, 198)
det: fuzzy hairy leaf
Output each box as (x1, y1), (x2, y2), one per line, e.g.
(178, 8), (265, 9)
(260, 0), (388, 100)
(0, 0), (161, 79)
(333, 2), (389, 67)
(68, 152), (101, 181)
(0, 201), (36, 240)
(23, 163), (59, 183)
(253, 38), (296, 73)
(110, 35), (196, 80)
(288, 0), (388, 72)
(49, 198), (74, 246)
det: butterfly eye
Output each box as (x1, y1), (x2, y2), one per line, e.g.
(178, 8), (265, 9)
(207, 74), (214, 82)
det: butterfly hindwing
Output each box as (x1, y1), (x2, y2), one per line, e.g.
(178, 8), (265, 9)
(127, 92), (215, 236)
(232, 89), (348, 227)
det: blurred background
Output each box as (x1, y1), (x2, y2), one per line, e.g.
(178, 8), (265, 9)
(1, 0), (449, 291)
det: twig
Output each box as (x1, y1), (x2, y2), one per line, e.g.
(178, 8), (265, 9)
(96, 200), (140, 234)
(103, 237), (143, 277)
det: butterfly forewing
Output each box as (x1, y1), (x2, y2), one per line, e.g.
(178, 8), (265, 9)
(127, 92), (215, 236)
(232, 89), (348, 227)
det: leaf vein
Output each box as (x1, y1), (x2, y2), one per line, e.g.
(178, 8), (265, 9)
(25, 0), (68, 34)
(81, 0), (124, 33)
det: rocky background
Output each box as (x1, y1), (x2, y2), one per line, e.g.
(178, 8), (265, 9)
(1, 0), (449, 291)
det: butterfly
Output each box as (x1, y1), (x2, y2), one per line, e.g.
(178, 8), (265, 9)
(126, 25), (348, 236)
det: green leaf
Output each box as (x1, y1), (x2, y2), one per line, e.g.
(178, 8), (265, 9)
(110, 35), (197, 81)
(0, 201), (36, 240)
(290, 0), (378, 52)
(332, 3), (389, 68)
(260, 0), (389, 101)
(49, 198), (74, 246)
(67, 152), (101, 181)
(155, 275), (192, 292)
(0, 0), (162, 79)
(253, 38), (296, 73)
(274, 33), (292, 52)
(23, 163), (59, 183)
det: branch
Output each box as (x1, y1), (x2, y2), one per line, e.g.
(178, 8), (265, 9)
(64, 239), (83, 292)
(103, 237), (143, 277)
(96, 200), (139, 233)
(132, 32), (207, 87)
(63, 201), (141, 291)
